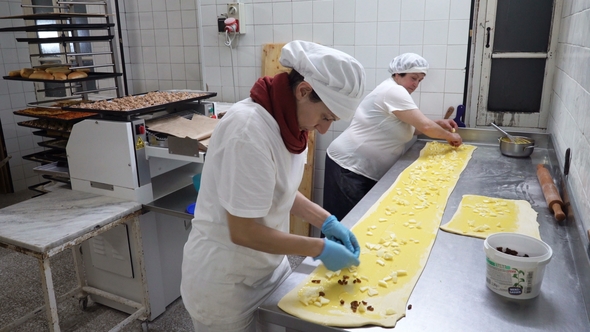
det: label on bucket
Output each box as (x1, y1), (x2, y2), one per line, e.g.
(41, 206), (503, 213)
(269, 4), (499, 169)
(486, 257), (534, 296)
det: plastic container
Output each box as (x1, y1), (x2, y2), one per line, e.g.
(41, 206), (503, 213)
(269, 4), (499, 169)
(185, 174), (201, 215)
(186, 203), (195, 214)
(193, 173), (201, 192)
(483, 233), (552, 299)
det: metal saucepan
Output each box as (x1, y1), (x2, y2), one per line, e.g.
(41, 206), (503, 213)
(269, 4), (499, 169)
(498, 135), (535, 157)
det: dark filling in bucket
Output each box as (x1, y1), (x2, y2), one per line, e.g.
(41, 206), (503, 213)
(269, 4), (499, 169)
(496, 246), (530, 257)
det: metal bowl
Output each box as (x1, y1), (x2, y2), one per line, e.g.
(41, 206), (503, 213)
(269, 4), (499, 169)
(498, 136), (535, 158)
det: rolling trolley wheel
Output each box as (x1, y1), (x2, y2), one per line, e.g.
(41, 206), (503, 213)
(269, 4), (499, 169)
(141, 321), (149, 332)
(78, 296), (88, 311)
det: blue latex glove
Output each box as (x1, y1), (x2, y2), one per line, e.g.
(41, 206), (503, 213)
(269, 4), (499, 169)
(321, 215), (360, 257)
(314, 238), (360, 271)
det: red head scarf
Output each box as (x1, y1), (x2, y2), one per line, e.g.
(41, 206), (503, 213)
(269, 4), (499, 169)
(250, 72), (308, 154)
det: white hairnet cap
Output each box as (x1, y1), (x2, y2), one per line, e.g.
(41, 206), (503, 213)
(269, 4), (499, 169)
(279, 40), (366, 121)
(388, 53), (429, 75)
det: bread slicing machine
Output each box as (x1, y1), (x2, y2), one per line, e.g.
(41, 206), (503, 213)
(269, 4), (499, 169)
(63, 90), (216, 320)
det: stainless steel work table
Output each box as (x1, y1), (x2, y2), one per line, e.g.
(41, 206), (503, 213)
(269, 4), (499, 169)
(258, 128), (590, 331)
(0, 184), (146, 332)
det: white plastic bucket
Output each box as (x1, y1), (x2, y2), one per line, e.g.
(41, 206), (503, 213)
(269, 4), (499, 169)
(483, 233), (552, 299)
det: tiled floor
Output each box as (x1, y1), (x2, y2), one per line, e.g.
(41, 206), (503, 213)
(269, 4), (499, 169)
(0, 190), (305, 331)
(0, 244), (201, 331)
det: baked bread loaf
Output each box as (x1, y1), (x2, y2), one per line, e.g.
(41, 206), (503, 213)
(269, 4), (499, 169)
(46, 67), (71, 74)
(8, 70), (21, 77)
(53, 72), (68, 80)
(29, 71), (54, 80)
(20, 68), (34, 78)
(68, 71), (88, 79)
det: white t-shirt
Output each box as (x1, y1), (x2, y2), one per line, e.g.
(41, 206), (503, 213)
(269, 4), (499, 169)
(327, 77), (417, 181)
(181, 98), (306, 325)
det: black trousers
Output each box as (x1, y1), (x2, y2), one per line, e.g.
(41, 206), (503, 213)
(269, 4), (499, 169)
(323, 154), (377, 221)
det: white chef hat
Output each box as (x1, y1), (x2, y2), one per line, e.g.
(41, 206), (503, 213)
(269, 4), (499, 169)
(388, 53), (429, 75)
(279, 40), (366, 121)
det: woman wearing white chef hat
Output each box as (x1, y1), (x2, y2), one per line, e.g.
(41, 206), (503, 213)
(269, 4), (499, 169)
(181, 40), (365, 332)
(324, 53), (463, 221)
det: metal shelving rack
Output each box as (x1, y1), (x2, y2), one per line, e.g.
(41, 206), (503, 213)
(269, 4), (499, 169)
(1, 0), (126, 102)
(0, 0), (126, 193)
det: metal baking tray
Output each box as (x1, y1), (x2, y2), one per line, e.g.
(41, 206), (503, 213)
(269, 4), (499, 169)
(16, 35), (113, 44)
(0, 13), (108, 20)
(0, 23), (114, 32)
(14, 108), (98, 122)
(32, 130), (70, 139)
(3, 72), (122, 83)
(18, 119), (73, 133)
(23, 149), (67, 164)
(62, 91), (218, 118)
(24, 98), (87, 109)
(37, 139), (68, 150)
(34, 161), (69, 178)
(41, 174), (71, 185)
(28, 180), (53, 196)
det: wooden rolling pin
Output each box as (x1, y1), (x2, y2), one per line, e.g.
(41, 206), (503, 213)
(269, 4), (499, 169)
(536, 164), (566, 221)
(444, 106), (454, 119)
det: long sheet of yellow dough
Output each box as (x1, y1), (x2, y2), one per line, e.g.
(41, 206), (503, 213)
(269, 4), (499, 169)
(440, 195), (540, 240)
(278, 141), (477, 327)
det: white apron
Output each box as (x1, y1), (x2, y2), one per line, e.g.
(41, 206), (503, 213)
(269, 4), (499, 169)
(181, 99), (306, 326)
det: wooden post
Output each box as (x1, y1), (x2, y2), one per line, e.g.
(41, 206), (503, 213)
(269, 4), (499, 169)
(261, 43), (313, 236)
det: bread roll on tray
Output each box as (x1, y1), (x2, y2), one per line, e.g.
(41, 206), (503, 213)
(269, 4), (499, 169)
(28, 71), (54, 80)
(45, 66), (71, 74)
(8, 70), (21, 77)
(53, 72), (68, 80)
(20, 68), (34, 78)
(67, 71), (88, 79)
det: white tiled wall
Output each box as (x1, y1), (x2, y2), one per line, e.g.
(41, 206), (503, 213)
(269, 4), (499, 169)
(191, 0), (471, 207)
(120, 0), (202, 95)
(0, 0), (43, 192)
(547, 0), (590, 230)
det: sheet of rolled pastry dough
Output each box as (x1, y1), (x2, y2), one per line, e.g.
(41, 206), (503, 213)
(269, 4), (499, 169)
(440, 195), (540, 240)
(278, 141), (477, 328)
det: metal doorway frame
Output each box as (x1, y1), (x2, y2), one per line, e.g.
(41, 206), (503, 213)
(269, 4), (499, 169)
(466, 0), (563, 130)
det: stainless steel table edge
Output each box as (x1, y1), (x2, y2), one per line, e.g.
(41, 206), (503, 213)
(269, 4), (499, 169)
(258, 128), (590, 331)
(557, 153), (590, 323)
(534, 130), (590, 322)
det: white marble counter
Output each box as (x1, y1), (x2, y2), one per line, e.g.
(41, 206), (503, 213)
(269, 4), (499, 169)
(0, 185), (142, 253)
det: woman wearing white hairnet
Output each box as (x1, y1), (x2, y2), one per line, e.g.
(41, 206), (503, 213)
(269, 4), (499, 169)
(181, 40), (365, 332)
(324, 53), (463, 221)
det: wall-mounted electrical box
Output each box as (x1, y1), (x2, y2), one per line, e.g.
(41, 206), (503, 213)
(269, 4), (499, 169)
(217, 14), (227, 33)
(226, 2), (245, 34)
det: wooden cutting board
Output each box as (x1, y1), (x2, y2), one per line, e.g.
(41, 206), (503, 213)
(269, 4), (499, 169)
(262, 43), (289, 77)
(261, 43), (314, 236)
